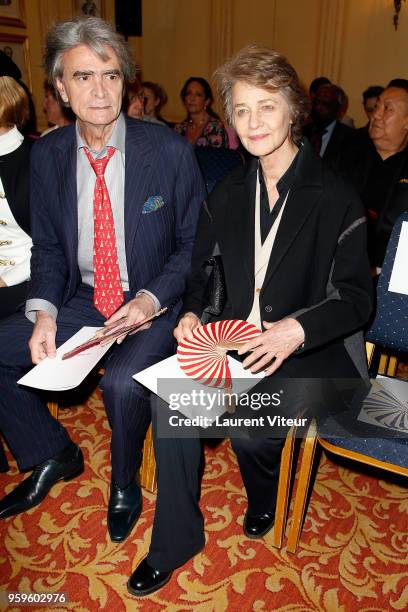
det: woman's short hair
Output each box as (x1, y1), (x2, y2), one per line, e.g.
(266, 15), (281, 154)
(141, 81), (168, 112)
(0, 76), (29, 129)
(44, 16), (136, 87)
(214, 44), (309, 145)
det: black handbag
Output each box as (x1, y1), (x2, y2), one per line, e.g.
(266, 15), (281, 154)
(201, 254), (227, 323)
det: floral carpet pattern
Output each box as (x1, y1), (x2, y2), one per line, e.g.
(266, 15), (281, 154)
(0, 389), (407, 611)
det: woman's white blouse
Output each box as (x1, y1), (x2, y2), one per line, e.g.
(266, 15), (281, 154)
(0, 126), (32, 286)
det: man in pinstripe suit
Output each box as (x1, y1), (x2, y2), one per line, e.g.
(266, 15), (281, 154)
(0, 17), (205, 541)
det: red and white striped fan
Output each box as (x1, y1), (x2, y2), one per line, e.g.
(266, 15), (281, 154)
(177, 319), (261, 388)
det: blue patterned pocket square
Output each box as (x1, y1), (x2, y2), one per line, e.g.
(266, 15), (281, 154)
(142, 196), (165, 214)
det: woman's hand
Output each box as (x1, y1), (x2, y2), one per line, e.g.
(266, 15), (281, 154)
(174, 312), (202, 344)
(238, 317), (305, 376)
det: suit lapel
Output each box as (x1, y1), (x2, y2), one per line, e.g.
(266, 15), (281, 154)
(262, 141), (323, 289)
(55, 129), (78, 272)
(323, 122), (340, 160)
(124, 118), (155, 266)
(223, 158), (257, 287)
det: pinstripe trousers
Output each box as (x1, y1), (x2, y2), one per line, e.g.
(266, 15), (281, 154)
(0, 285), (176, 487)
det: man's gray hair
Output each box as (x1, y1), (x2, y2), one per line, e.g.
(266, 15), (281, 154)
(44, 17), (136, 86)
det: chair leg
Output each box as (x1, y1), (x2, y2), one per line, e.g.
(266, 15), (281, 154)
(365, 341), (375, 368)
(386, 354), (399, 377)
(47, 400), (59, 420)
(48, 399), (157, 493)
(286, 419), (317, 553)
(272, 426), (295, 548)
(140, 424), (157, 493)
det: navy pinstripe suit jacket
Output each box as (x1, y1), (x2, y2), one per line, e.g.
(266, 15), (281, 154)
(27, 116), (205, 315)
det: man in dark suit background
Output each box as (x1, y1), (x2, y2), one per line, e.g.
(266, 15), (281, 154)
(341, 80), (408, 271)
(0, 17), (205, 541)
(304, 83), (356, 169)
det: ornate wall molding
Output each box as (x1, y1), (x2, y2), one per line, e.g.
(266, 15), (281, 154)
(315, 0), (348, 81)
(209, 0), (233, 76)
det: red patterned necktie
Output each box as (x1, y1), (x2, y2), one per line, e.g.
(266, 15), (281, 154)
(84, 146), (124, 318)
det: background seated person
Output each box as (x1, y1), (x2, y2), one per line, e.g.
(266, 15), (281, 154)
(174, 76), (229, 147)
(41, 80), (75, 136)
(303, 83), (356, 169)
(141, 81), (170, 126)
(0, 65), (32, 318)
(362, 85), (384, 125)
(342, 80), (408, 272)
(125, 78), (144, 120)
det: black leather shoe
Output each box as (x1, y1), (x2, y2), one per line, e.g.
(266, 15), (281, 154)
(107, 480), (142, 542)
(127, 558), (172, 597)
(243, 510), (275, 539)
(0, 444), (84, 520)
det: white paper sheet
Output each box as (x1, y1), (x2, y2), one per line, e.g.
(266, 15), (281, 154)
(134, 353), (265, 426)
(388, 221), (408, 295)
(18, 327), (114, 391)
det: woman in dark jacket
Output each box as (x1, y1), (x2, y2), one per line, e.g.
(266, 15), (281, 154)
(128, 45), (373, 597)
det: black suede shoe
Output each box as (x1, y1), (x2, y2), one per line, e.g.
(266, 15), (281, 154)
(107, 480), (142, 542)
(127, 558), (172, 597)
(243, 510), (275, 539)
(0, 444), (84, 520)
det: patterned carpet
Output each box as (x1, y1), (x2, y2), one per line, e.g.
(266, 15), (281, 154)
(0, 388), (407, 611)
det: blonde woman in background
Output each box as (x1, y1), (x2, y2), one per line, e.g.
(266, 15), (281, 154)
(0, 67), (32, 318)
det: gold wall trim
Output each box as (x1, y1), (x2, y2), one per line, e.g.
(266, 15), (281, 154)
(315, 0), (348, 81)
(209, 0), (233, 76)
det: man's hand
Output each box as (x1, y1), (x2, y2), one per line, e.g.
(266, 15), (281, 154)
(29, 311), (57, 364)
(103, 294), (156, 344)
(238, 318), (305, 376)
(173, 312), (202, 344)
(0, 277), (7, 288)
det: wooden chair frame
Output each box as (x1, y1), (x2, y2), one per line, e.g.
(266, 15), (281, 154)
(287, 418), (407, 553)
(272, 424), (298, 547)
(286, 343), (407, 553)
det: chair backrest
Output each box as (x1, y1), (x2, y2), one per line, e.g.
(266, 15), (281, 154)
(194, 147), (243, 194)
(366, 211), (408, 351)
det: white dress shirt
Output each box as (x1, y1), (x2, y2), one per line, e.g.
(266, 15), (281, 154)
(319, 120), (336, 157)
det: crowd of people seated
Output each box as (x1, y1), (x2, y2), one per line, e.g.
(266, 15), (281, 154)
(0, 14), (407, 600)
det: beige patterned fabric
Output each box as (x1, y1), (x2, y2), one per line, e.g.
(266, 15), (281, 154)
(0, 388), (407, 610)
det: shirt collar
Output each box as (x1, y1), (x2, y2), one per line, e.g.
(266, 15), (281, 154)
(259, 150), (300, 196)
(76, 112), (126, 157)
(0, 125), (24, 156)
(324, 119), (336, 139)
